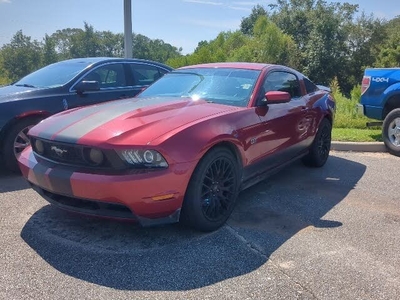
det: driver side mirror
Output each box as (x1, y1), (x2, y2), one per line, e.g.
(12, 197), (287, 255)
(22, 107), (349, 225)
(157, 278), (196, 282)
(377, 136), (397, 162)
(263, 91), (291, 104)
(75, 80), (100, 94)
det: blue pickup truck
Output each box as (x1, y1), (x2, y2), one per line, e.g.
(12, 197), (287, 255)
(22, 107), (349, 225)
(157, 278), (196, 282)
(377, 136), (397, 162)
(358, 68), (400, 156)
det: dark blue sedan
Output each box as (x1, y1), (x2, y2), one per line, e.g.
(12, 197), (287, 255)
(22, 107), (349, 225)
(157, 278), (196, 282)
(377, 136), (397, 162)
(0, 57), (173, 172)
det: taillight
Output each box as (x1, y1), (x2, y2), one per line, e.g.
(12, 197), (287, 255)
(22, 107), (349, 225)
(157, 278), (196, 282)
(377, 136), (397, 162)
(361, 76), (371, 95)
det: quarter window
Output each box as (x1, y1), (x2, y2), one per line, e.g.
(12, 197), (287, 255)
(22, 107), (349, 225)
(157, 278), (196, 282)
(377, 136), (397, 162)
(263, 71), (302, 98)
(304, 77), (318, 94)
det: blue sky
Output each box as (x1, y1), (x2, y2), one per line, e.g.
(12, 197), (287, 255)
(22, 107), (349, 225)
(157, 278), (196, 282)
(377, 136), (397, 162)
(0, 0), (399, 54)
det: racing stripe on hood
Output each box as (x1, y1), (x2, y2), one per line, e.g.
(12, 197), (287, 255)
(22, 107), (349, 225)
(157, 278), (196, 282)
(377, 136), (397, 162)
(37, 101), (123, 140)
(38, 97), (171, 143)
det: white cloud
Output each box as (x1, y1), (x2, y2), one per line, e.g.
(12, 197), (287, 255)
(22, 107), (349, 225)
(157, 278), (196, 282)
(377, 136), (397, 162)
(232, 1), (260, 6)
(183, 0), (223, 6)
(0, 0), (11, 3)
(183, 0), (266, 11)
(227, 5), (252, 12)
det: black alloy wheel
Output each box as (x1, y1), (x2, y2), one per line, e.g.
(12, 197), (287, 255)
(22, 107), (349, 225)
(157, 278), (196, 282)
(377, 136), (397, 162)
(181, 147), (240, 232)
(302, 118), (332, 168)
(201, 155), (237, 222)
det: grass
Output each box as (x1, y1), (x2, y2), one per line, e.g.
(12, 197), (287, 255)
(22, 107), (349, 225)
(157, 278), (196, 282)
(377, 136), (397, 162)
(331, 85), (383, 142)
(332, 128), (382, 142)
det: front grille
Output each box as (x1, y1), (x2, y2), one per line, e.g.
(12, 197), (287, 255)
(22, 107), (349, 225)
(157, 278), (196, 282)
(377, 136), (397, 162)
(31, 138), (119, 169)
(43, 142), (86, 164)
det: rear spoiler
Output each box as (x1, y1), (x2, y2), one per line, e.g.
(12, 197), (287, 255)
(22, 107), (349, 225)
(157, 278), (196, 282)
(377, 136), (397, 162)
(317, 85), (332, 93)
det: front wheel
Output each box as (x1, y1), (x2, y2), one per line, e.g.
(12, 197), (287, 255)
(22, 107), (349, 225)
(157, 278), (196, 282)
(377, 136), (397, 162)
(302, 118), (332, 168)
(181, 147), (240, 232)
(382, 108), (400, 157)
(2, 117), (42, 172)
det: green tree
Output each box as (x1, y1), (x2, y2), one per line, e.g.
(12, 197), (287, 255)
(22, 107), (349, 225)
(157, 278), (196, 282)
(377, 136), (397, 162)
(270, 0), (359, 91)
(0, 30), (42, 81)
(240, 4), (268, 35)
(98, 31), (124, 57)
(42, 34), (58, 65)
(345, 12), (385, 90)
(69, 22), (102, 57)
(374, 16), (400, 67)
(251, 16), (299, 67)
(50, 28), (84, 60)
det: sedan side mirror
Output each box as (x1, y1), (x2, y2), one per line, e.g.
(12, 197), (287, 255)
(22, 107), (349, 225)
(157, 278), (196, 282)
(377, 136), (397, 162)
(75, 81), (100, 94)
(264, 91), (291, 104)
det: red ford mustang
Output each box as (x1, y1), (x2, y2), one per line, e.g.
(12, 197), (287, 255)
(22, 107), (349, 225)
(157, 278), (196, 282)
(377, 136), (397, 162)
(18, 62), (335, 231)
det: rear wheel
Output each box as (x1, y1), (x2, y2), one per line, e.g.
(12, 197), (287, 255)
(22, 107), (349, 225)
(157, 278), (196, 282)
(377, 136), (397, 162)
(302, 118), (332, 168)
(2, 117), (42, 172)
(181, 147), (240, 232)
(382, 108), (400, 157)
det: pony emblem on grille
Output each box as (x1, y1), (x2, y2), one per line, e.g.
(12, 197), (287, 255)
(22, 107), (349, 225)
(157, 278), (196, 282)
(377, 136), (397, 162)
(51, 145), (68, 157)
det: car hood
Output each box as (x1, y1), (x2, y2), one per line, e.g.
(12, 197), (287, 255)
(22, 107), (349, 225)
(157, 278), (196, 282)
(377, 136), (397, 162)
(0, 85), (40, 102)
(30, 97), (239, 146)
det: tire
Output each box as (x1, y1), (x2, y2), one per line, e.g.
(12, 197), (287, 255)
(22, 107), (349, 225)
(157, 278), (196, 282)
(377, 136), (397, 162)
(180, 147), (240, 232)
(382, 108), (400, 157)
(2, 117), (42, 172)
(302, 118), (332, 168)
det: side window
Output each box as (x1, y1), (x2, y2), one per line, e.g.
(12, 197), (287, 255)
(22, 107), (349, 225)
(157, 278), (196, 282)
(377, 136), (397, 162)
(83, 63), (126, 88)
(130, 64), (163, 86)
(304, 77), (318, 94)
(263, 71), (302, 99)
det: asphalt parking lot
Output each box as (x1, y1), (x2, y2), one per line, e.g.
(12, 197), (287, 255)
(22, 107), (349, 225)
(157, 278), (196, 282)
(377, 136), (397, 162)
(0, 151), (399, 300)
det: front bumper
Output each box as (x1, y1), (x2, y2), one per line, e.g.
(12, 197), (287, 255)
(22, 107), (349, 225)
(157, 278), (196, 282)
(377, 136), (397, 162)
(18, 147), (195, 226)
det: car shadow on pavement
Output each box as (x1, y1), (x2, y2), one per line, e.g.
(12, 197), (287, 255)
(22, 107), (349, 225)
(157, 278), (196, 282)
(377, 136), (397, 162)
(20, 155), (366, 291)
(0, 163), (29, 193)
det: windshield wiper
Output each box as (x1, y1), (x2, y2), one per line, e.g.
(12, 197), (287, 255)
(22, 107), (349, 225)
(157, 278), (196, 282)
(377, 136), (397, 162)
(15, 83), (36, 88)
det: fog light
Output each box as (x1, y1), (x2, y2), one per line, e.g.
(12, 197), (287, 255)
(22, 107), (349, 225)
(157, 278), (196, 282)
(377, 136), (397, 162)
(35, 140), (44, 154)
(89, 148), (103, 165)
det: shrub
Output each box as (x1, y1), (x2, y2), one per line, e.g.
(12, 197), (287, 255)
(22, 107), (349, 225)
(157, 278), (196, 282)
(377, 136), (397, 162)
(331, 81), (372, 129)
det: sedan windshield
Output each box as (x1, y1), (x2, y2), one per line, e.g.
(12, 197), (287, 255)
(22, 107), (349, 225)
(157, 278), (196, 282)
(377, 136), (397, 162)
(13, 60), (93, 88)
(137, 68), (261, 107)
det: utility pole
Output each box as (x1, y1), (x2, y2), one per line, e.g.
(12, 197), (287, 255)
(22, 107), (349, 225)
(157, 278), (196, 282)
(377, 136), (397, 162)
(124, 0), (132, 58)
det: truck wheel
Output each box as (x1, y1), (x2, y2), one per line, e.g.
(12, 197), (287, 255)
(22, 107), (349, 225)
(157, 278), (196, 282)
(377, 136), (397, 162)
(2, 117), (42, 172)
(382, 108), (400, 157)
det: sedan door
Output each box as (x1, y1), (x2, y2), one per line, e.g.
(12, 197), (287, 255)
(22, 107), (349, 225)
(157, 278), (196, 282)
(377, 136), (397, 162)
(65, 62), (136, 110)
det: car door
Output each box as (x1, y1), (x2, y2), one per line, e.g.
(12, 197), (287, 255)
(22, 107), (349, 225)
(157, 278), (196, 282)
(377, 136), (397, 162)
(65, 62), (135, 109)
(251, 70), (309, 168)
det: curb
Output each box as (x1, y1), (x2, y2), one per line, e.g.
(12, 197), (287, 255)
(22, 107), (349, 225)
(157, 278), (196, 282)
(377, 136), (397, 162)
(331, 141), (387, 153)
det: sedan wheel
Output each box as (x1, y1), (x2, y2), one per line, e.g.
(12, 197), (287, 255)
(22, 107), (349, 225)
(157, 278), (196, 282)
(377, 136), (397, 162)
(181, 147), (240, 232)
(13, 125), (35, 157)
(2, 118), (42, 172)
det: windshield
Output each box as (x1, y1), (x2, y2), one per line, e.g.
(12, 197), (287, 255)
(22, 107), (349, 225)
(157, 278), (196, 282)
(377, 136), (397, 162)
(137, 68), (261, 107)
(13, 60), (93, 88)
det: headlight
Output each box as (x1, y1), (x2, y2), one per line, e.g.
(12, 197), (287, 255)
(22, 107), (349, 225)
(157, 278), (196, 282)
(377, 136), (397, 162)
(117, 149), (168, 168)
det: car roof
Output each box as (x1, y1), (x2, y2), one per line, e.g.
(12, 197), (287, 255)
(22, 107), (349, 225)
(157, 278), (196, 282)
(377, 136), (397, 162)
(58, 57), (173, 70)
(178, 62), (275, 71)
